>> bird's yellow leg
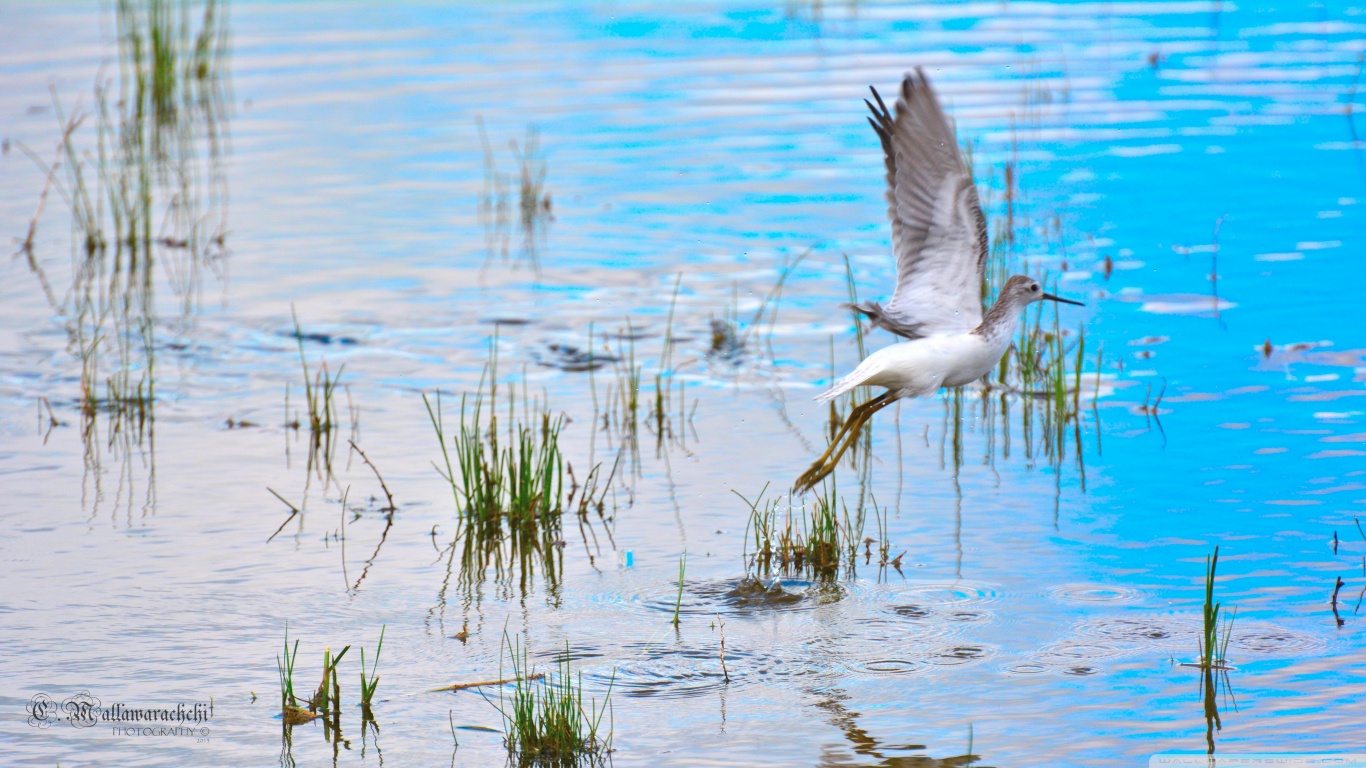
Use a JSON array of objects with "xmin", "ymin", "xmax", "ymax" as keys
[
  {"xmin": 794, "ymin": 392, "xmax": 894, "ymax": 493},
  {"xmin": 801, "ymin": 397, "xmax": 875, "ymax": 483}
]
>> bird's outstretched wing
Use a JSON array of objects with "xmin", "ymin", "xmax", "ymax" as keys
[{"xmin": 853, "ymin": 68, "xmax": 988, "ymax": 339}]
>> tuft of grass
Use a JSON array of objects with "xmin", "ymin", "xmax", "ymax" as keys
[
  {"xmin": 277, "ymin": 624, "xmax": 301, "ymax": 712},
  {"xmin": 426, "ymin": 377, "xmax": 563, "ymax": 546},
  {"xmin": 485, "ymin": 633, "xmax": 614, "ymax": 766},
  {"xmin": 290, "ymin": 307, "xmax": 345, "ymax": 480},
  {"xmin": 425, "ymin": 342, "xmax": 616, "ymax": 601},
  {"xmin": 736, "ymin": 480, "xmax": 882, "ymax": 581},
  {"xmin": 310, "ymin": 644, "xmax": 351, "ymax": 717}
]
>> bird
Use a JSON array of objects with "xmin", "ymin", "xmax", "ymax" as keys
[{"xmin": 793, "ymin": 68, "xmax": 1083, "ymax": 494}]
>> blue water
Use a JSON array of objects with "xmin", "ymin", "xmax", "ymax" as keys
[{"xmin": 1, "ymin": 1, "xmax": 1364, "ymax": 765}]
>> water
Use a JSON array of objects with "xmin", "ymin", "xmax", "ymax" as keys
[{"xmin": 1, "ymin": 1, "xmax": 1364, "ymax": 765}]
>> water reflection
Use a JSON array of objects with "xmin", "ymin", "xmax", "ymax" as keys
[
  {"xmin": 1199, "ymin": 665, "xmax": 1237, "ymax": 756},
  {"xmin": 18, "ymin": 0, "xmax": 230, "ymax": 522},
  {"xmin": 477, "ymin": 118, "xmax": 552, "ymax": 270},
  {"xmin": 814, "ymin": 689, "xmax": 983, "ymax": 767}
]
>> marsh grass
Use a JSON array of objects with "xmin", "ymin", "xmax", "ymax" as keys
[
  {"xmin": 278, "ymin": 626, "xmax": 302, "ymax": 714},
  {"xmin": 737, "ymin": 481, "xmax": 885, "ymax": 581},
  {"xmin": 311, "ymin": 644, "xmax": 352, "ymax": 718},
  {"xmin": 276, "ymin": 624, "xmax": 381, "ymax": 745},
  {"xmin": 425, "ymin": 342, "xmax": 615, "ymax": 601},
  {"xmin": 907, "ymin": 139, "xmax": 1105, "ymax": 480},
  {"xmin": 486, "ymin": 633, "xmax": 614, "ymax": 767},
  {"xmin": 291, "ymin": 308, "xmax": 345, "ymax": 480}
]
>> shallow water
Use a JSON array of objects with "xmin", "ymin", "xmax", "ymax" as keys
[{"xmin": 2, "ymin": 1, "xmax": 1365, "ymax": 765}]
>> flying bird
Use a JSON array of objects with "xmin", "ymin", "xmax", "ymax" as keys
[{"xmin": 794, "ymin": 68, "xmax": 1083, "ymax": 493}]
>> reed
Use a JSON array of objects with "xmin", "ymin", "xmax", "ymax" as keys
[
  {"xmin": 1197, "ymin": 546, "xmax": 1236, "ymax": 669},
  {"xmin": 310, "ymin": 644, "xmax": 351, "ymax": 717},
  {"xmin": 18, "ymin": 0, "xmax": 229, "ymax": 519},
  {"xmin": 477, "ymin": 119, "xmax": 551, "ymax": 265},
  {"xmin": 289, "ymin": 308, "xmax": 345, "ymax": 480},
  {"xmin": 672, "ymin": 553, "xmax": 686, "ymax": 627}
]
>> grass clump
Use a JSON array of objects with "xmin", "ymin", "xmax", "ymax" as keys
[
  {"xmin": 426, "ymin": 342, "xmax": 616, "ymax": 601},
  {"xmin": 736, "ymin": 481, "xmax": 885, "ymax": 581},
  {"xmin": 425, "ymin": 372, "xmax": 564, "ymax": 548},
  {"xmin": 485, "ymin": 633, "xmax": 613, "ymax": 767}
]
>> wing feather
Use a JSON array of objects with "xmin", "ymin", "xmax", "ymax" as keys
[{"xmin": 854, "ymin": 68, "xmax": 988, "ymax": 339}]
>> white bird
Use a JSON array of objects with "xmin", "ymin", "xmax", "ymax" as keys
[{"xmin": 794, "ymin": 68, "xmax": 1083, "ymax": 493}]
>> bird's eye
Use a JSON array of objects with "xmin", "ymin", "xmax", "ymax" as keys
[{"xmin": 1030, "ymin": 284, "xmax": 1039, "ymax": 292}]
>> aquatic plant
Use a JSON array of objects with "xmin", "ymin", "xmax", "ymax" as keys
[
  {"xmin": 16, "ymin": 0, "xmax": 230, "ymax": 519},
  {"xmin": 672, "ymin": 553, "xmax": 686, "ymax": 627},
  {"xmin": 311, "ymin": 644, "xmax": 351, "ymax": 718},
  {"xmin": 426, "ymin": 343, "xmax": 615, "ymax": 604},
  {"xmin": 1197, "ymin": 546, "xmax": 1236, "ymax": 669},
  {"xmin": 277, "ymin": 625, "xmax": 302, "ymax": 714},
  {"xmin": 485, "ymin": 633, "xmax": 614, "ymax": 767},
  {"xmin": 359, "ymin": 625, "xmax": 385, "ymax": 717},
  {"xmin": 290, "ymin": 308, "xmax": 345, "ymax": 480},
  {"xmin": 737, "ymin": 481, "xmax": 883, "ymax": 580}
]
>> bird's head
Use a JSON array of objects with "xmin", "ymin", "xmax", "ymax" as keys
[{"xmin": 1001, "ymin": 274, "xmax": 1084, "ymax": 308}]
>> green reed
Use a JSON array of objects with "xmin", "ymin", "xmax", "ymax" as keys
[
  {"xmin": 359, "ymin": 625, "xmax": 385, "ymax": 716},
  {"xmin": 487, "ymin": 633, "xmax": 614, "ymax": 767},
  {"xmin": 277, "ymin": 625, "xmax": 301, "ymax": 713},
  {"xmin": 672, "ymin": 552, "xmax": 686, "ymax": 627},
  {"xmin": 1197, "ymin": 546, "xmax": 1236, "ymax": 669},
  {"xmin": 290, "ymin": 308, "xmax": 344, "ymax": 480},
  {"xmin": 311, "ymin": 644, "xmax": 351, "ymax": 717}
]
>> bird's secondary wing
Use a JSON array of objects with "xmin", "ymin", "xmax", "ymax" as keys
[{"xmin": 862, "ymin": 68, "xmax": 988, "ymax": 339}]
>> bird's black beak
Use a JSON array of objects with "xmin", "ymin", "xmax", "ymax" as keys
[{"xmin": 1042, "ymin": 292, "xmax": 1084, "ymax": 307}]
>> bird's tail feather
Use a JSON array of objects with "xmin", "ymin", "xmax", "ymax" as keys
[{"xmin": 816, "ymin": 357, "xmax": 883, "ymax": 403}]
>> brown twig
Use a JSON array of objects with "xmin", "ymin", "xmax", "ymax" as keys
[
  {"xmin": 266, "ymin": 487, "xmax": 301, "ymax": 543},
  {"xmin": 427, "ymin": 673, "xmax": 544, "ymax": 693}
]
